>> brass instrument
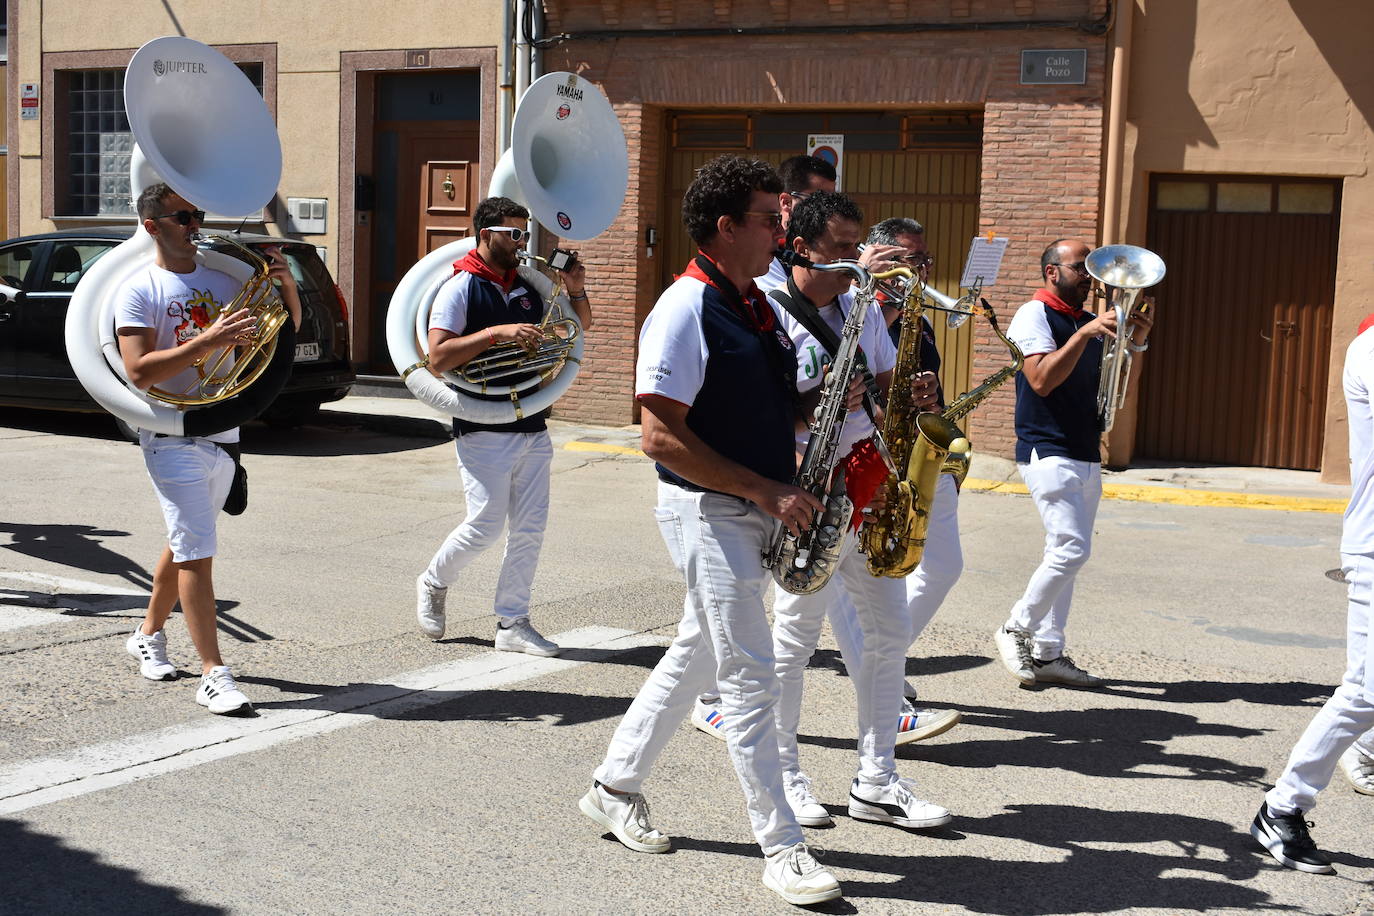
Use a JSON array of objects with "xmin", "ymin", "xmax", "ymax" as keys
[
  {"xmin": 764, "ymin": 257, "xmax": 894, "ymax": 595},
  {"xmin": 146, "ymin": 234, "xmax": 290, "ymax": 408},
  {"xmin": 455, "ymin": 253, "xmax": 583, "ymax": 393},
  {"xmin": 1086, "ymin": 244, "xmax": 1165, "ymax": 433},
  {"xmin": 860, "ymin": 270, "xmax": 1023, "ymax": 578}
]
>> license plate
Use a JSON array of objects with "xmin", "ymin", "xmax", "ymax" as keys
[{"xmin": 294, "ymin": 341, "xmax": 321, "ymax": 362}]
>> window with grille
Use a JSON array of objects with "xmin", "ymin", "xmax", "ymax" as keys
[{"xmin": 58, "ymin": 63, "xmax": 264, "ymax": 217}]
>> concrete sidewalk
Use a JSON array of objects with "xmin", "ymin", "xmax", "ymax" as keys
[{"xmin": 321, "ymin": 392, "xmax": 1351, "ymax": 511}]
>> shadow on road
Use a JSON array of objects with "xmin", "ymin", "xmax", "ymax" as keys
[
  {"xmin": 0, "ymin": 522, "xmax": 153, "ymax": 590},
  {"xmin": 671, "ymin": 802, "xmax": 1324, "ymax": 913},
  {"xmin": 241, "ymin": 414, "xmax": 445, "ymax": 457},
  {"xmin": 0, "ymin": 818, "xmax": 225, "ymax": 915}
]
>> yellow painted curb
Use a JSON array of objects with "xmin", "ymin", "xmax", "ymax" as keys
[
  {"xmin": 963, "ymin": 477, "xmax": 1344, "ymax": 514},
  {"xmin": 564, "ymin": 440, "xmax": 645, "ymax": 458},
  {"xmin": 563, "ymin": 442, "xmax": 1346, "ymax": 514}
]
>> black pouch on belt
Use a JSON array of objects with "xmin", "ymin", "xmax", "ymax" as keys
[{"xmin": 213, "ymin": 441, "xmax": 248, "ymax": 516}]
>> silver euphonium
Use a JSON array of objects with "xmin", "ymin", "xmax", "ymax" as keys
[
  {"xmin": 1085, "ymin": 244, "xmax": 1165, "ymax": 432},
  {"xmin": 763, "ymin": 256, "xmax": 887, "ymax": 595}
]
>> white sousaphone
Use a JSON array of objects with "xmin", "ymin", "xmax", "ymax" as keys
[
  {"xmin": 65, "ymin": 35, "xmax": 287, "ymax": 437},
  {"xmin": 385, "ymin": 71, "xmax": 628, "ymax": 423}
]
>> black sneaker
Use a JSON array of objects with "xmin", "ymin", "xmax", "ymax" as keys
[{"xmin": 1250, "ymin": 803, "xmax": 1334, "ymax": 873}]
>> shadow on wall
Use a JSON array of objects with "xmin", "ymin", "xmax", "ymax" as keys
[
  {"xmin": 1131, "ymin": 0, "xmax": 1217, "ymax": 167},
  {"xmin": 1288, "ymin": 0, "xmax": 1374, "ymax": 129}
]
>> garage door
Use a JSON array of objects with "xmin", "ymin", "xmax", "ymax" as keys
[
  {"xmin": 661, "ymin": 111, "xmax": 982, "ymax": 398},
  {"xmin": 1139, "ymin": 175, "xmax": 1340, "ymax": 470}
]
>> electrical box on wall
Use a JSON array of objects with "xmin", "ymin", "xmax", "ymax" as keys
[{"xmin": 284, "ymin": 197, "xmax": 327, "ymax": 234}]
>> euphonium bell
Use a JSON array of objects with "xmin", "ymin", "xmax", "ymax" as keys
[{"xmin": 1086, "ymin": 244, "xmax": 1165, "ymax": 433}]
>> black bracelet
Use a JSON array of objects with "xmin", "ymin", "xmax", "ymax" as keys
[{"xmin": 569, "ymin": 292, "xmax": 589, "ymax": 301}]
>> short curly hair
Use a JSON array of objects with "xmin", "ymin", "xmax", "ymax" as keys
[
  {"xmin": 681, "ymin": 155, "xmax": 783, "ymax": 245},
  {"xmin": 474, "ymin": 196, "xmax": 530, "ymax": 232},
  {"xmin": 786, "ymin": 190, "xmax": 864, "ymax": 250}
]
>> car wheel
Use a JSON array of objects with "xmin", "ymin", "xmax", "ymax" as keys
[{"xmin": 112, "ymin": 415, "xmax": 140, "ymax": 442}]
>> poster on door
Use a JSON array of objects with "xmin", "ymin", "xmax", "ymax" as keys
[{"xmin": 806, "ymin": 134, "xmax": 844, "ymax": 191}]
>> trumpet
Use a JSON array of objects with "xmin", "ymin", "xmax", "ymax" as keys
[{"xmin": 856, "ymin": 244, "xmax": 980, "ymax": 329}]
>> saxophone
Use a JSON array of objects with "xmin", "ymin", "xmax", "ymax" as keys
[
  {"xmin": 860, "ymin": 278, "xmax": 1024, "ymax": 578},
  {"xmin": 764, "ymin": 256, "xmax": 883, "ymax": 595}
]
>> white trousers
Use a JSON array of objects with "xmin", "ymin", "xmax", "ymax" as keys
[
  {"xmin": 1006, "ymin": 453, "xmax": 1102, "ymax": 661},
  {"xmin": 142, "ymin": 437, "xmax": 235, "ymax": 563},
  {"xmin": 831, "ymin": 473, "xmax": 963, "ymax": 675},
  {"xmin": 1266, "ymin": 552, "xmax": 1374, "ymax": 813},
  {"xmin": 423, "ymin": 430, "xmax": 552, "ymax": 621},
  {"xmin": 773, "ymin": 535, "xmax": 910, "ymax": 788},
  {"xmin": 594, "ymin": 483, "xmax": 802, "ymax": 855}
]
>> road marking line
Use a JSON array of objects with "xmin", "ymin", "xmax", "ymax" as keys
[
  {"xmin": 0, "ymin": 606, "xmax": 83, "ymax": 632},
  {"xmin": 0, "ymin": 626, "xmax": 659, "ymax": 815},
  {"xmin": 0, "ymin": 573, "xmax": 147, "ymax": 633}
]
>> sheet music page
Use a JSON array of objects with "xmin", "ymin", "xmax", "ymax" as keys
[{"xmin": 960, "ymin": 236, "xmax": 1009, "ymax": 288}]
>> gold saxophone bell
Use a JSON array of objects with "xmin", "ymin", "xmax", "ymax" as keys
[{"xmin": 145, "ymin": 235, "xmax": 290, "ymax": 409}]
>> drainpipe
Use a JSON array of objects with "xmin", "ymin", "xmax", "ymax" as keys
[
  {"xmin": 1100, "ymin": 0, "xmax": 1133, "ymax": 245},
  {"xmin": 499, "ymin": 0, "xmax": 516, "ymax": 155},
  {"xmin": 524, "ymin": 0, "xmax": 543, "ymax": 255}
]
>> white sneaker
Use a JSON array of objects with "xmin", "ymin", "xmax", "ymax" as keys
[
  {"xmin": 895, "ymin": 699, "xmax": 962, "ymax": 745},
  {"xmin": 1339, "ymin": 745, "xmax": 1374, "ymax": 796},
  {"xmin": 689, "ymin": 698, "xmax": 728, "ymax": 741},
  {"xmin": 415, "ymin": 575, "xmax": 447, "ymax": 639},
  {"xmin": 195, "ymin": 666, "xmax": 252, "ymax": 715},
  {"xmin": 1032, "ymin": 654, "xmax": 1104, "ymax": 688},
  {"xmin": 126, "ymin": 628, "xmax": 176, "ymax": 681},
  {"xmin": 993, "ymin": 624, "xmax": 1035, "ymax": 685},
  {"xmin": 783, "ymin": 772, "xmax": 833, "ymax": 827},
  {"xmin": 579, "ymin": 783, "xmax": 671, "ymax": 853},
  {"xmin": 762, "ymin": 843, "xmax": 842, "ymax": 906},
  {"xmin": 848, "ymin": 777, "xmax": 951, "ymax": 829},
  {"xmin": 495, "ymin": 617, "xmax": 560, "ymax": 657}
]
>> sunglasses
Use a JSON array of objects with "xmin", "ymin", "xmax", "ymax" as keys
[
  {"xmin": 486, "ymin": 226, "xmax": 528, "ymax": 243},
  {"xmin": 152, "ymin": 209, "xmax": 206, "ymax": 226},
  {"xmin": 743, "ymin": 211, "xmax": 784, "ymax": 229}
]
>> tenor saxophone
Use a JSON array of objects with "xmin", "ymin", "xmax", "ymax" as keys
[
  {"xmin": 860, "ymin": 284, "xmax": 1023, "ymax": 578},
  {"xmin": 763, "ymin": 257, "xmax": 880, "ymax": 595}
]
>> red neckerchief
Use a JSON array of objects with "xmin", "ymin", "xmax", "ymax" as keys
[
  {"xmin": 681, "ymin": 251, "xmax": 777, "ymax": 332},
  {"xmin": 1034, "ymin": 287, "xmax": 1087, "ymax": 319},
  {"xmin": 453, "ymin": 249, "xmax": 517, "ymax": 293}
]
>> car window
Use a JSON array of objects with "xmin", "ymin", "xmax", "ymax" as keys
[
  {"xmin": 278, "ymin": 247, "xmax": 331, "ymax": 296},
  {"xmin": 0, "ymin": 243, "xmax": 37, "ymax": 289},
  {"xmin": 42, "ymin": 241, "xmax": 118, "ymax": 292}
]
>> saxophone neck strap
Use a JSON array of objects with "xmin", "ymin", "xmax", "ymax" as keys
[{"xmin": 769, "ymin": 284, "xmax": 886, "ymax": 418}]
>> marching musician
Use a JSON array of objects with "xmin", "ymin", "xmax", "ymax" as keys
[
  {"xmin": 582, "ymin": 155, "xmax": 842, "ymax": 906},
  {"xmin": 993, "ymin": 238, "xmax": 1152, "ymax": 688},
  {"xmin": 1251, "ymin": 320, "xmax": 1374, "ymax": 872},
  {"xmin": 823, "ymin": 216, "xmax": 964, "ymax": 743},
  {"xmin": 413, "ymin": 196, "xmax": 592, "ymax": 656},
  {"xmin": 117, "ymin": 183, "xmax": 302, "ymax": 715},
  {"xmin": 762, "ymin": 191, "xmax": 951, "ymax": 831}
]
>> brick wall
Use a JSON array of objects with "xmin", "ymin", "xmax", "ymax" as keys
[{"xmin": 542, "ymin": 0, "xmax": 1107, "ymax": 452}]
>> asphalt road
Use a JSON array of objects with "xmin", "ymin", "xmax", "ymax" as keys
[{"xmin": 1, "ymin": 405, "xmax": 1371, "ymax": 916}]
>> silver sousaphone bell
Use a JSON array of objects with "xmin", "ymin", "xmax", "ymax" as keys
[{"xmin": 1086, "ymin": 244, "xmax": 1166, "ymax": 433}]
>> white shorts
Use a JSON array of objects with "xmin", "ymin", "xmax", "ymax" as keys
[{"xmin": 141, "ymin": 436, "xmax": 235, "ymax": 563}]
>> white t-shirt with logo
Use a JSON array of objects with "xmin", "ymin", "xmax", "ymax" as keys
[
  {"xmin": 114, "ymin": 262, "xmax": 244, "ymax": 443},
  {"xmin": 757, "ymin": 270, "xmax": 896, "ymax": 455}
]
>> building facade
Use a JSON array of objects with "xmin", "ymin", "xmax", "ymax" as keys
[{"xmin": 6, "ymin": 1, "xmax": 1370, "ymax": 481}]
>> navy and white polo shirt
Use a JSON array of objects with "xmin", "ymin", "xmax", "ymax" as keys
[
  {"xmin": 430, "ymin": 268, "xmax": 548, "ymax": 436},
  {"xmin": 636, "ymin": 274, "xmax": 799, "ymax": 493},
  {"xmin": 1007, "ymin": 299, "xmax": 1104, "ymax": 463}
]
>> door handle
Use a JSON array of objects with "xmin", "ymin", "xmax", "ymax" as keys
[
  {"xmin": 442, "ymin": 173, "xmax": 455, "ymax": 200},
  {"xmin": 1275, "ymin": 320, "xmax": 1298, "ymax": 338}
]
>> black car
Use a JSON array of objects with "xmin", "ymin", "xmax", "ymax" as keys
[{"xmin": 0, "ymin": 227, "xmax": 355, "ymax": 431}]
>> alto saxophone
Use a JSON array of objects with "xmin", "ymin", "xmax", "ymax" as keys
[
  {"xmin": 764, "ymin": 257, "xmax": 886, "ymax": 595},
  {"xmin": 860, "ymin": 277, "xmax": 1023, "ymax": 578}
]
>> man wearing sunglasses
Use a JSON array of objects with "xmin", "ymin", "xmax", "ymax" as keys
[
  {"xmin": 116, "ymin": 183, "xmax": 302, "ymax": 715},
  {"xmin": 415, "ymin": 196, "xmax": 592, "ymax": 658},
  {"xmin": 993, "ymin": 238, "xmax": 1152, "ymax": 689}
]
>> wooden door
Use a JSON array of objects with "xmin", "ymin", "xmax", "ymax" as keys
[
  {"xmin": 419, "ymin": 159, "xmax": 479, "ymax": 259},
  {"xmin": 1139, "ymin": 176, "xmax": 1340, "ymax": 470},
  {"xmin": 367, "ymin": 122, "xmax": 478, "ymax": 368}
]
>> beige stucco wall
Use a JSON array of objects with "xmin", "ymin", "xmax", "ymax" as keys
[
  {"xmin": 1116, "ymin": 0, "xmax": 1373, "ymax": 482},
  {"xmin": 10, "ymin": 0, "xmax": 502, "ymax": 274}
]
